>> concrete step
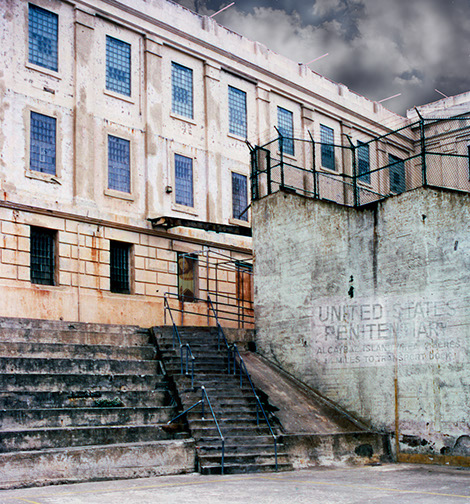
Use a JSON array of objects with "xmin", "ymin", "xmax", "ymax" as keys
[
  {"xmin": 198, "ymin": 451, "xmax": 290, "ymax": 466},
  {"xmin": 189, "ymin": 425, "xmax": 273, "ymax": 439},
  {"xmin": 0, "ymin": 406, "xmax": 176, "ymax": 429},
  {"xmin": 0, "ymin": 373, "xmax": 161, "ymax": 392},
  {"xmin": 0, "ymin": 439, "xmax": 196, "ymax": 489},
  {"xmin": 0, "ymin": 341, "xmax": 156, "ymax": 361},
  {"xmin": 0, "ymin": 357, "xmax": 157, "ymax": 375},
  {"xmin": 199, "ymin": 461, "xmax": 292, "ymax": 475},
  {"xmin": 0, "ymin": 389, "xmax": 173, "ymax": 409},
  {"xmin": 0, "ymin": 424, "xmax": 179, "ymax": 452}
]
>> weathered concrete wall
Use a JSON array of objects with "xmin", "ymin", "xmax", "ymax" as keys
[{"xmin": 252, "ymin": 188, "xmax": 470, "ymax": 462}]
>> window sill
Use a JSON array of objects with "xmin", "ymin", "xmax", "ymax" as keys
[
  {"xmin": 171, "ymin": 204, "xmax": 198, "ymax": 216},
  {"xmin": 227, "ymin": 132, "xmax": 247, "ymax": 143},
  {"xmin": 318, "ymin": 166, "xmax": 339, "ymax": 175},
  {"xmin": 104, "ymin": 188, "xmax": 135, "ymax": 201},
  {"xmin": 276, "ymin": 151, "xmax": 297, "ymax": 161},
  {"xmin": 25, "ymin": 170, "xmax": 61, "ymax": 184},
  {"xmin": 25, "ymin": 62, "xmax": 61, "ymax": 80},
  {"xmin": 103, "ymin": 89, "xmax": 135, "ymax": 104},
  {"xmin": 228, "ymin": 217, "xmax": 250, "ymax": 227},
  {"xmin": 170, "ymin": 113, "xmax": 197, "ymax": 126}
]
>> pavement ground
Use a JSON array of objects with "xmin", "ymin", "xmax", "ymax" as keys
[{"xmin": 1, "ymin": 464, "xmax": 470, "ymax": 504}]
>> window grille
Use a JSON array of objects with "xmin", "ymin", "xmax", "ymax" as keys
[
  {"xmin": 29, "ymin": 4, "xmax": 58, "ymax": 71},
  {"xmin": 320, "ymin": 124, "xmax": 335, "ymax": 170},
  {"xmin": 110, "ymin": 241, "xmax": 131, "ymax": 294},
  {"xmin": 232, "ymin": 172, "xmax": 248, "ymax": 221},
  {"xmin": 108, "ymin": 135, "xmax": 130, "ymax": 193},
  {"xmin": 175, "ymin": 154, "xmax": 193, "ymax": 207},
  {"xmin": 228, "ymin": 86, "xmax": 247, "ymax": 138},
  {"xmin": 388, "ymin": 154, "xmax": 406, "ymax": 194},
  {"xmin": 30, "ymin": 112, "xmax": 56, "ymax": 175},
  {"xmin": 30, "ymin": 227, "xmax": 55, "ymax": 285},
  {"xmin": 357, "ymin": 141, "xmax": 370, "ymax": 183},
  {"xmin": 277, "ymin": 107, "xmax": 294, "ymax": 156},
  {"xmin": 172, "ymin": 63, "xmax": 193, "ymax": 118},
  {"xmin": 106, "ymin": 36, "xmax": 131, "ymax": 96},
  {"xmin": 177, "ymin": 253, "xmax": 197, "ymax": 301}
]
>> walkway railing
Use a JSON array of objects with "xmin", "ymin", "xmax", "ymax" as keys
[{"xmin": 168, "ymin": 386, "xmax": 225, "ymax": 474}]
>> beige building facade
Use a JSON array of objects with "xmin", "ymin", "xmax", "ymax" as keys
[{"xmin": 0, "ymin": 0, "xmax": 418, "ymax": 326}]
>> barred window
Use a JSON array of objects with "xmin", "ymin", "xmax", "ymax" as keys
[
  {"xmin": 388, "ymin": 154, "xmax": 406, "ymax": 194},
  {"xmin": 277, "ymin": 107, "xmax": 294, "ymax": 156},
  {"xmin": 320, "ymin": 124, "xmax": 335, "ymax": 170},
  {"xmin": 172, "ymin": 63, "xmax": 193, "ymax": 118},
  {"xmin": 357, "ymin": 141, "xmax": 370, "ymax": 183},
  {"xmin": 232, "ymin": 172, "xmax": 248, "ymax": 221},
  {"xmin": 108, "ymin": 135, "xmax": 130, "ymax": 193},
  {"xmin": 177, "ymin": 253, "xmax": 197, "ymax": 301},
  {"xmin": 228, "ymin": 86, "xmax": 247, "ymax": 138},
  {"xmin": 30, "ymin": 227, "xmax": 56, "ymax": 285},
  {"xmin": 106, "ymin": 36, "xmax": 131, "ymax": 96},
  {"xmin": 110, "ymin": 241, "xmax": 131, "ymax": 294},
  {"xmin": 30, "ymin": 112, "xmax": 56, "ymax": 175},
  {"xmin": 29, "ymin": 4, "xmax": 58, "ymax": 71},
  {"xmin": 175, "ymin": 154, "xmax": 193, "ymax": 207}
]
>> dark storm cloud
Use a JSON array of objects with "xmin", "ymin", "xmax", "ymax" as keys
[{"xmin": 173, "ymin": 0, "xmax": 470, "ymax": 115}]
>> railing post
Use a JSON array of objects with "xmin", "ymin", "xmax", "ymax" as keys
[
  {"xmin": 267, "ymin": 149, "xmax": 272, "ymax": 195},
  {"xmin": 420, "ymin": 118, "xmax": 427, "ymax": 186},
  {"xmin": 275, "ymin": 127, "xmax": 285, "ymax": 190},
  {"xmin": 180, "ymin": 345, "xmax": 184, "ymax": 375},
  {"xmin": 308, "ymin": 130, "xmax": 317, "ymax": 198},
  {"xmin": 352, "ymin": 145, "xmax": 358, "ymax": 207},
  {"xmin": 201, "ymin": 387, "xmax": 205, "ymax": 419}
]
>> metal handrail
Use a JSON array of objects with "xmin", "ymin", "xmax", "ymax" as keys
[
  {"xmin": 207, "ymin": 295, "xmax": 231, "ymax": 353},
  {"xmin": 167, "ymin": 386, "xmax": 225, "ymax": 474},
  {"xmin": 164, "ymin": 295, "xmax": 182, "ymax": 349},
  {"xmin": 230, "ymin": 343, "xmax": 278, "ymax": 471},
  {"xmin": 180, "ymin": 343, "xmax": 195, "ymax": 389}
]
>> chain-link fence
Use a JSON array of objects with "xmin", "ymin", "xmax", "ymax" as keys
[{"xmin": 250, "ymin": 116, "xmax": 470, "ymax": 207}]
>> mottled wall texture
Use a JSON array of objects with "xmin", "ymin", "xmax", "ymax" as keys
[{"xmin": 253, "ymin": 187, "xmax": 470, "ymax": 464}]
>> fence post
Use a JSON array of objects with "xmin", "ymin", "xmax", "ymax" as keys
[
  {"xmin": 420, "ymin": 119, "xmax": 427, "ymax": 186},
  {"xmin": 308, "ymin": 130, "xmax": 317, "ymax": 198},
  {"xmin": 275, "ymin": 127, "xmax": 285, "ymax": 190},
  {"xmin": 346, "ymin": 135, "xmax": 358, "ymax": 207},
  {"xmin": 266, "ymin": 149, "xmax": 272, "ymax": 195}
]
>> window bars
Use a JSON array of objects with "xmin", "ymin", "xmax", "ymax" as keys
[
  {"xmin": 30, "ymin": 227, "xmax": 55, "ymax": 285},
  {"xmin": 108, "ymin": 135, "xmax": 130, "ymax": 193},
  {"xmin": 228, "ymin": 86, "xmax": 247, "ymax": 138},
  {"xmin": 232, "ymin": 172, "xmax": 248, "ymax": 221},
  {"xmin": 175, "ymin": 154, "xmax": 194, "ymax": 206},
  {"xmin": 29, "ymin": 4, "xmax": 58, "ymax": 71},
  {"xmin": 172, "ymin": 63, "xmax": 193, "ymax": 118},
  {"xmin": 30, "ymin": 112, "xmax": 56, "ymax": 175},
  {"xmin": 106, "ymin": 36, "xmax": 131, "ymax": 96},
  {"xmin": 110, "ymin": 241, "xmax": 131, "ymax": 294}
]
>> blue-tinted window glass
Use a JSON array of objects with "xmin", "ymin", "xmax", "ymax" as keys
[
  {"xmin": 229, "ymin": 86, "xmax": 247, "ymax": 138},
  {"xmin": 357, "ymin": 141, "xmax": 370, "ymax": 183},
  {"xmin": 29, "ymin": 4, "xmax": 58, "ymax": 71},
  {"xmin": 172, "ymin": 63, "xmax": 193, "ymax": 118},
  {"xmin": 175, "ymin": 154, "xmax": 193, "ymax": 207},
  {"xmin": 277, "ymin": 107, "xmax": 294, "ymax": 156},
  {"xmin": 30, "ymin": 112, "xmax": 56, "ymax": 175},
  {"xmin": 108, "ymin": 136, "xmax": 130, "ymax": 193},
  {"xmin": 232, "ymin": 173, "xmax": 248, "ymax": 221},
  {"xmin": 320, "ymin": 124, "xmax": 335, "ymax": 170},
  {"xmin": 106, "ymin": 36, "xmax": 131, "ymax": 96},
  {"xmin": 388, "ymin": 154, "xmax": 406, "ymax": 194}
]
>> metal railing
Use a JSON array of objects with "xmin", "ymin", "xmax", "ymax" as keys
[
  {"xmin": 229, "ymin": 344, "xmax": 278, "ymax": 471},
  {"xmin": 168, "ymin": 386, "xmax": 225, "ymax": 474}
]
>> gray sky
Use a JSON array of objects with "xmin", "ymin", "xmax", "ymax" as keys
[{"xmin": 174, "ymin": 0, "xmax": 470, "ymax": 115}]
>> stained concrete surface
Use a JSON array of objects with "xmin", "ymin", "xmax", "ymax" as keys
[{"xmin": 1, "ymin": 465, "xmax": 470, "ymax": 503}]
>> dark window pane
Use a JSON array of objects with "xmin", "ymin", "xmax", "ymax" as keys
[
  {"xmin": 357, "ymin": 141, "xmax": 370, "ymax": 183},
  {"xmin": 108, "ymin": 135, "xmax": 130, "ymax": 193},
  {"xmin": 389, "ymin": 154, "xmax": 406, "ymax": 193},
  {"xmin": 229, "ymin": 86, "xmax": 247, "ymax": 138},
  {"xmin": 29, "ymin": 4, "xmax": 58, "ymax": 71},
  {"xmin": 320, "ymin": 125, "xmax": 335, "ymax": 170},
  {"xmin": 110, "ymin": 241, "xmax": 130, "ymax": 293},
  {"xmin": 232, "ymin": 172, "xmax": 248, "ymax": 221},
  {"xmin": 106, "ymin": 36, "xmax": 131, "ymax": 96},
  {"xmin": 277, "ymin": 107, "xmax": 294, "ymax": 156},
  {"xmin": 30, "ymin": 112, "xmax": 56, "ymax": 175},
  {"xmin": 30, "ymin": 226, "xmax": 55, "ymax": 285},
  {"xmin": 172, "ymin": 63, "xmax": 193, "ymax": 118},
  {"xmin": 175, "ymin": 154, "xmax": 193, "ymax": 207}
]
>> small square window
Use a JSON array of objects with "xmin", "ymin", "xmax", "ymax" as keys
[
  {"xmin": 108, "ymin": 135, "xmax": 130, "ymax": 193},
  {"xmin": 175, "ymin": 154, "xmax": 193, "ymax": 207},
  {"xmin": 320, "ymin": 124, "xmax": 335, "ymax": 170},
  {"xmin": 229, "ymin": 86, "xmax": 247, "ymax": 138},
  {"xmin": 106, "ymin": 36, "xmax": 131, "ymax": 96},
  {"xmin": 30, "ymin": 226, "xmax": 56, "ymax": 285},
  {"xmin": 357, "ymin": 141, "xmax": 370, "ymax": 183},
  {"xmin": 30, "ymin": 112, "xmax": 56, "ymax": 175},
  {"xmin": 232, "ymin": 172, "xmax": 248, "ymax": 221},
  {"xmin": 172, "ymin": 63, "xmax": 193, "ymax": 118},
  {"xmin": 277, "ymin": 107, "xmax": 294, "ymax": 156},
  {"xmin": 110, "ymin": 241, "xmax": 131, "ymax": 294},
  {"xmin": 28, "ymin": 4, "xmax": 58, "ymax": 71},
  {"xmin": 177, "ymin": 252, "xmax": 198, "ymax": 301}
]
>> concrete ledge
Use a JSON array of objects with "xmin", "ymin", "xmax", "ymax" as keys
[
  {"xmin": 283, "ymin": 432, "xmax": 391, "ymax": 469},
  {"xmin": 0, "ymin": 439, "xmax": 196, "ymax": 490}
]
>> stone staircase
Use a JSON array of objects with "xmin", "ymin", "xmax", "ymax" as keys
[
  {"xmin": 154, "ymin": 326, "xmax": 293, "ymax": 475},
  {"xmin": 0, "ymin": 317, "xmax": 195, "ymax": 489}
]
